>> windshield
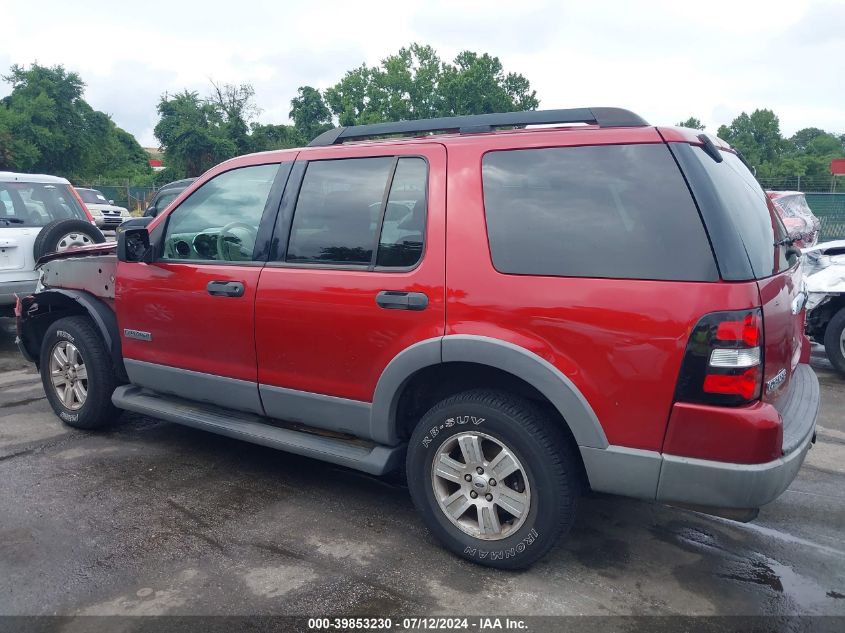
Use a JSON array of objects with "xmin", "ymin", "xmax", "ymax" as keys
[
  {"xmin": 0, "ymin": 182, "xmax": 90, "ymax": 227},
  {"xmin": 77, "ymin": 188, "xmax": 109, "ymax": 204}
]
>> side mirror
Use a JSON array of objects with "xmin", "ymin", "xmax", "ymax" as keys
[
  {"xmin": 109, "ymin": 199, "xmax": 115, "ymax": 205},
  {"xmin": 119, "ymin": 216, "xmax": 154, "ymax": 232},
  {"xmin": 117, "ymin": 227, "xmax": 153, "ymax": 263}
]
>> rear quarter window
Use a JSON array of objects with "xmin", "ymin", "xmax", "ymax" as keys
[
  {"xmin": 481, "ymin": 144, "xmax": 718, "ymax": 281},
  {"xmin": 691, "ymin": 149, "xmax": 790, "ymax": 278}
]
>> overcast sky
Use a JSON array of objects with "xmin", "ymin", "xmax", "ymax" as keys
[{"xmin": 1, "ymin": 0, "xmax": 842, "ymax": 147}]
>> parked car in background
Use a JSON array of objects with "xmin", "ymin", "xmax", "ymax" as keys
[
  {"xmin": 1, "ymin": 172, "xmax": 104, "ymax": 314},
  {"xmin": 16, "ymin": 110, "xmax": 818, "ymax": 569},
  {"xmin": 144, "ymin": 178, "xmax": 196, "ymax": 218},
  {"xmin": 767, "ymin": 191, "xmax": 821, "ymax": 248},
  {"xmin": 75, "ymin": 188, "xmax": 130, "ymax": 230}
]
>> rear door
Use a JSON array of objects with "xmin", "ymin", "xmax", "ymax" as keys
[
  {"xmin": 254, "ymin": 142, "xmax": 446, "ymax": 439},
  {"xmin": 116, "ymin": 160, "xmax": 290, "ymax": 413}
]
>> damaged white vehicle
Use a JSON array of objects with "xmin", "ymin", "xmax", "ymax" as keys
[{"xmin": 804, "ymin": 240, "xmax": 845, "ymax": 374}]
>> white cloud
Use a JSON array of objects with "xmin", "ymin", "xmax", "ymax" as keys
[{"xmin": 0, "ymin": 0, "xmax": 842, "ymax": 145}]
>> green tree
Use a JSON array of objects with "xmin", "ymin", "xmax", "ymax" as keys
[
  {"xmin": 0, "ymin": 63, "xmax": 149, "ymax": 179},
  {"xmin": 210, "ymin": 82, "xmax": 259, "ymax": 155},
  {"xmin": 717, "ymin": 109, "xmax": 786, "ymax": 170},
  {"xmin": 154, "ymin": 90, "xmax": 236, "ymax": 178},
  {"xmin": 676, "ymin": 117, "xmax": 705, "ymax": 130},
  {"xmin": 323, "ymin": 43, "xmax": 538, "ymax": 126},
  {"xmin": 439, "ymin": 50, "xmax": 539, "ymax": 116},
  {"xmin": 1, "ymin": 64, "xmax": 88, "ymax": 175},
  {"xmin": 289, "ymin": 86, "xmax": 332, "ymax": 141},
  {"xmin": 789, "ymin": 127, "xmax": 827, "ymax": 153},
  {"xmin": 248, "ymin": 122, "xmax": 302, "ymax": 152},
  {"xmin": 0, "ymin": 103, "xmax": 40, "ymax": 170}
]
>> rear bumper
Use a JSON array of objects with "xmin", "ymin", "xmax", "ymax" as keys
[
  {"xmin": 0, "ymin": 279, "xmax": 38, "ymax": 306},
  {"xmin": 582, "ymin": 364, "xmax": 819, "ymax": 509},
  {"xmin": 658, "ymin": 363, "xmax": 819, "ymax": 508}
]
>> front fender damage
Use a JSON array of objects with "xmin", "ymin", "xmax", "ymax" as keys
[{"xmin": 16, "ymin": 250, "xmax": 124, "ymax": 378}]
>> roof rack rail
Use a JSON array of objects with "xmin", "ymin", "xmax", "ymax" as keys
[{"xmin": 308, "ymin": 107, "xmax": 648, "ymax": 147}]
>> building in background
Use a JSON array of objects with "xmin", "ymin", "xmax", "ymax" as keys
[{"xmin": 144, "ymin": 147, "xmax": 165, "ymax": 172}]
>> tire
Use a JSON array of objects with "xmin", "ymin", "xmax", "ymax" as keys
[
  {"xmin": 406, "ymin": 389, "xmax": 581, "ymax": 569},
  {"xmin": 33, "ymin": 219, "xmax": 105, "ymax": 260},
  {"xmin": 39, "ymin": 316, "xmax": 121, "ymax": 430},
  {"xmin": 824, "ymin": 307, "xmax": 845, "ymax": 375}
]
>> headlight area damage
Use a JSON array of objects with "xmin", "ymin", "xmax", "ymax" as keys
[
  {"xmin": 15, "ymin": 242, "xmax": 126, "ymax": 380},
  {"xmin": 804, "ymin": 240, "xmax": 845, "ymax": 310}
]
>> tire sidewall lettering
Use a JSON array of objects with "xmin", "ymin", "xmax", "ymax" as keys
[
  {"xmin": 463, "ymin": 528, "xmax": 539, "ymax": 561},
  {"xmin": 421, "ymin": 415, "xmax": 485, "ymax": 448},
  {"xmin": 56, "ymin": 330, "xmax": 74, "ymax": 343},
  {"xmin": 59, "ymin": 411, "xmax": 80, "ymax": 422}
]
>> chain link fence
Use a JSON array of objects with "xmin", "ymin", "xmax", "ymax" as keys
[
  {"xmin": 757, "ymin": 176, "xmax": 844, "ymax": 193},
  {"xmin": 804, "ymin": 193, "xmax": 845, "ymax": 241}
]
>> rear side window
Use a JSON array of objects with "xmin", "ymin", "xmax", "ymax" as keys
[
  {"xmin": 691, "ymin": 149, "xmax": 790, "ymax": 278},
  {"xmin": 286, "ymin": 156, "xmax": 427, "ymax": 268},
  {"xmin": 0, "ymin": 182, "xmax": 89, "ymax": 227},
  {"xmin": 482, "ymin": 144, "xmax": 718, "ymax": 281}
]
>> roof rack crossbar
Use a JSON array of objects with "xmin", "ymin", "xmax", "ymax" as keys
[{"xmin": 308, "ymin": 107, "xmax": 648, "ymax": 147}]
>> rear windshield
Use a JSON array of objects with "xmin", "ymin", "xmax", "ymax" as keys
[
  {"xmin": 691, "ymin": 148, "xmax": 790, "ymax": 278},
  {"xmin": 77, "ymin": 189, "xmax": 109, "ymax": 204},
  {"xmin": 481, "ymin": 144, "xmax": 718, "ymax": 281},
  {"xmin": 0, "ymin": 182, "xmax": 89, "ymax": 227}
]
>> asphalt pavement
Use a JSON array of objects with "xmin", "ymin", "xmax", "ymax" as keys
[{"xmin": 1, "ymin": 316, "xmax": 844, "ymax": 622}]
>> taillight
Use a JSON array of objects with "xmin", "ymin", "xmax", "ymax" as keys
[{"xmin": 675, "ymin": 309, "xmax": 763, "ymax": 406}]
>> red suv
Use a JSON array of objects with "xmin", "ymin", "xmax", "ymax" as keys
[{"xmin": 16, "ymin": 108, "xmax": 819, "ymax": 569}]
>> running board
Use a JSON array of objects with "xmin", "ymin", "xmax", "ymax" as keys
[{"xmin": 112, "ymin": 385, "xmax": 404, "ymax": 475}]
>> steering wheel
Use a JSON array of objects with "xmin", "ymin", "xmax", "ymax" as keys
[{"xmin": 217, "ymin": 221, "xmax": 258, "ymax": 261}]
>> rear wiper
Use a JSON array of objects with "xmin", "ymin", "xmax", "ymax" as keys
[
  {"xmin": 0, "ymin": 217, "xmax": 25, "ymax": 225},
  {"xmin": 697, "ymin": 134, "xmax": 724, "ymax": 163}
]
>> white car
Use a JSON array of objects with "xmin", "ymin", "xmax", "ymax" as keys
[
  {"xmin": 75, "ymin": 187, "xmax": 131, "ymax": 229},
  {"xmin": 1, "ymin": 172, "xmax": 105, "ymax": 313}
]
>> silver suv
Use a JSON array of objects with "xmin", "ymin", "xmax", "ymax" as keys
[{"xmin": 0, "ymin": 172, "xmax": 104, "ymax": 312}]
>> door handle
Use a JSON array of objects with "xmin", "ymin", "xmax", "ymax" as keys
[
  {"xmin": 207, "ymin": 281, "xmax": 245, "ymax": 297},
  {"xmin": 376, "ymin": 290, "xmax": 428, "ymax": 311}
]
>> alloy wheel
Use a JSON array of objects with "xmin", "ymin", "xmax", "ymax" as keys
[
  {"xmin": 49, "ymin": 341, "xmax": 88, "ymax": 410},
  {"xmin": 431, "ymin": 431, "xmax": 531, "ymax": 540}
]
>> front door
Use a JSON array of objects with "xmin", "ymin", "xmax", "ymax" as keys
[
  {"xmin": 116, "ymin": 161, "xmax": 287, "ymax": 413},
  {"xmin": 254, "ymin": 143, "xmax": 447, "ymax": 439}
]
